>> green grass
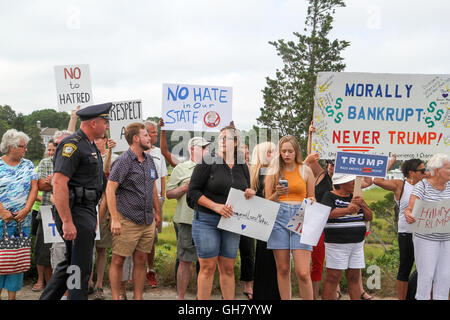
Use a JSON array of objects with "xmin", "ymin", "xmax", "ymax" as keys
[{"xmin": 363, "ymin": 186, "xmax": 391, "ymax": 204}]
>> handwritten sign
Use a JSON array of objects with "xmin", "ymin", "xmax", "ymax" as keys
[
  {"xmin": 407, "ymin": 198, "xmax": 450, "ymax": 234},
  {"xmin": 217, "ymin": 188, "xmax": 280, "ymax": 242},
  {"xmin": 40, "ymin": 205, "xmax": 100, "ymax": 243},
  {"xmin": 334, "ymin": 151, "xmax": 388, "ymax": 178},
  {"xmin": 162, "ymin": 83, "xmax": 232, "ymax": 132},
  {"xmin": 312, "ymin": 72, "xmax": 450, "ymax": 160},
  {"xmin": 54, "ymin": 64, "xmax": 93, "ymax": 112},
  {"xmin": 108, "ymin": 100, "xmax": 143, "ymax": 152}
]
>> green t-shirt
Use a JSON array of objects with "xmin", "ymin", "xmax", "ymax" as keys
[{"xmin": 167, "ymin": 160, "xmax": 196, "ymax": 225}]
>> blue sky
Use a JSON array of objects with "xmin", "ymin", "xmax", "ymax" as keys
[{"xmin": 0, "ymin": 0, "xmax": 448, "ymax": 130}]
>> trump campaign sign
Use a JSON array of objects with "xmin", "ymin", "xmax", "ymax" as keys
[
  {"xmin": 334, "ymin": 151, "xmax": 388, "ymax": 178},
  {"xmin": 311, "ymin": 72, "xmax": 449, "ymax": 160}
]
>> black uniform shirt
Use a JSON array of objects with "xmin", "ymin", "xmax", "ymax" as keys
[{"xmin": 53, "ymin": 129, "xmax": 105, "ymax": 193}]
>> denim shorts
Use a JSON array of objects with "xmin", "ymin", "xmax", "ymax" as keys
[
  {"xmin": 267, "ymin": 203, "xmax": 313, "ymax": 251},
  {"xmin": 192, "ymin": 211, "xmax": 241, "ymax": 259}
]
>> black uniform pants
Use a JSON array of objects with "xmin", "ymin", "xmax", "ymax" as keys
[{"xmin": 40, "ymin": 204, "xmax": 97, "ymax": 300}]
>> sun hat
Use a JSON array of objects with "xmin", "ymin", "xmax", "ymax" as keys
[{"xmin": 332, "ymin": 173, "xmax": 356, "ymax": 185}]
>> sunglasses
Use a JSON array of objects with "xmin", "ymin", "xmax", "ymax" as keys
[{"xmin": 413, "ymin": 168, "xmax": 426, "ymax": 174}]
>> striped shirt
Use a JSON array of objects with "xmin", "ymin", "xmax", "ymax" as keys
[
  {"xmin": 412, "ymin": 179, "xmax": 450, "ymax": 242},
  {"xmin": 322, "ymin": 191, "xmax": 367, "ymax": 244}
]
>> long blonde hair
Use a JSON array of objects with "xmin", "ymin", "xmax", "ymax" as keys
[
  {"xmin": 266, "ymin": 135, "xmax": 303, "ymax": 192},
  {"xmin": 249, "ymin": 142, "xmax": 277, "ymax": 194}
]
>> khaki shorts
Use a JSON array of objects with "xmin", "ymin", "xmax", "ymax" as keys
[
  {"xmin": 112, "ymin": 214, "xmax": 156, "ymax": 257},
  {"xmin": 96, "ymin": 212, "xmax": 112, "ymax": 249}
]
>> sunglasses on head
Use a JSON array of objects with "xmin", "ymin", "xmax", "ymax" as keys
[{"xmin": 413, "ymin": 168, "xmax": 426, "ymax": 174}]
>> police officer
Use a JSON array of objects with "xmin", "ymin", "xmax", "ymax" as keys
[{"xmin": 40, "ymin": 103, "xmax": 112, "ymax": 300}]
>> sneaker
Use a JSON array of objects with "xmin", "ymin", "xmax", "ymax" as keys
[
  {"xmin": 93, "ymin": 288, "xmax": 105, "ymax": 300},
  {"xmin": 146, "ymin": 270, "xmax": 158, "ymax": 288}
]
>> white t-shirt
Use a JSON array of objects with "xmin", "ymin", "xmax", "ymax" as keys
[
  {"xmin": 398, "ymin": 181, "xmax": 414, "ymax": 233},
  {"xmin": 149, "ymin": 146, "xmax": 168, "ymax": 196}
]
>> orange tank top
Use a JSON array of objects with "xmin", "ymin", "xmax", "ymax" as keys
[{"xmin": 279, "ymin": 164, "xmax": 307, "ymax": 202}]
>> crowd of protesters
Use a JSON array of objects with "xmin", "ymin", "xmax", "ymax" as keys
[{"xmin": 0, "ymin": 108, "xmax": 448, "ymax": 301}]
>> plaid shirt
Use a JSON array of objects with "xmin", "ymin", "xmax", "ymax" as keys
[{"xmin": 38, "ymin": 157, "xmax": 53, "ymax": 205}]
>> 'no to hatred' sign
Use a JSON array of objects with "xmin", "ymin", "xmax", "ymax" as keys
[
  {"xmin": 312, "ymin": 72, "xmax": 450, "ymax": 160},
  {"xmin": 54, "ymin": 64, "xmax": 93, "ymax": 112},
  {"xmin": 108, "ymin": 100, "xmax": 143, "ymax": 152},
  {"xmin": 162, "ymin": 83, "xmax": 232, "ymax": 132}
]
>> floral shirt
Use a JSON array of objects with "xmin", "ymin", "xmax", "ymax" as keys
[{"xmin": 0, "ymin": 158, "xmax": 38, "ymax": 228}]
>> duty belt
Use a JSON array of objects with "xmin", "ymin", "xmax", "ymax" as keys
[{"xmin": 69, "ymin": 187, "xmax": 101, "ymax": 207}]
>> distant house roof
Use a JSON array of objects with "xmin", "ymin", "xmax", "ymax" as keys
[{"xmin": 40, "ymin": 127, "xmax": 59, "ymax": 136}]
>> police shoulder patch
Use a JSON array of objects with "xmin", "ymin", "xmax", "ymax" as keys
[{"xmin": 62, "ymin": 143, "xmax": 77, "ymax": 158}]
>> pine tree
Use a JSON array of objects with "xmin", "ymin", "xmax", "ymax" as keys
[{"xmin": 257, "ymin": 0, "xmax": 350, "ymax": 154}]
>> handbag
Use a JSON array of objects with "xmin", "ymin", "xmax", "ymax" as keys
[{"xmin": 0, "ymin": 222, "xmax": 32, "ymax": 275}]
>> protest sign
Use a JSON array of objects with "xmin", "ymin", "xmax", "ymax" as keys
[
  {"xmin": 334, "ymin": 151, "xmax": 388, "ymax": 178},
  {"xmin": 286, "ymin": 199, "xmax": 331, "ymax": 246},
  {"xmin": 311, "ymin": 72, "xmax": 450, "ymax": 160},
  {"xmin": 217, "ymin": 188, "xmax": 280, "ymax": 242},
  {"xmin": 286, "ymin": 200, "xmax": 307, "ymax": 235},
  {"xmin": 161, "ymin": 83, "xmax": 232, "ymax": 132},
  {"xmin": 54, "ymin": 64, "xmax": 93, "ymax": 112},
  {"xmin": 40, "ymin": 205, "xmax": 100, "ymax": 243},
  {"xmin": 407, "ymin": 198, "xmax": 450, "ymax": 234},
  {"xmin": 108, "ymin": 100, "xmax": 143, "ymax": 152},
  {"xmin": 300, "ymin": 201, "xmax": 331, "ymax": 246}
]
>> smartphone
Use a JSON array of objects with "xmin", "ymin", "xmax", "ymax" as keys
[{"xmin": 279, "ymin": 179, "xmax": 288, "ymax": 188}]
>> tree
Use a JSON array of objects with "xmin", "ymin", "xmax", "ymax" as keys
[
  {"xmin": 26, "ymin": 124, "xmax": 45, "ymax": 161},
  {"xmin": 257, "ymin": 0, "xmax": 350, "ymax": 155}
]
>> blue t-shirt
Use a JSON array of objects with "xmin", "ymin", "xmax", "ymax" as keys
[{"xmin": 0, "ymin": 158, "xmax": 38, "ymax": 228}]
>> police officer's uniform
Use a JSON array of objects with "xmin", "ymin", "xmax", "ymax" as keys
[{"xmin": 40, "ymin": 103, "xmax": 112, "ymax": 300}]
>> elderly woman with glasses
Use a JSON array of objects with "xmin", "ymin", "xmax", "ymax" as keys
[
  {"xmin": 404, "ymin": 153, "xmax": 450, "ymax": 300},
  {"xmin": 0, "ymin": 129, "xmax": 38, "ymax": 300}
]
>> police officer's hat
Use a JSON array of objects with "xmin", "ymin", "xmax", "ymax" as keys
[{"xmin": 76, "ymin": 103, "xmax": 112, "ymax": 121}]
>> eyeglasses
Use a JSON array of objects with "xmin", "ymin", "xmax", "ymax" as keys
[
  {"xmin": 17, "ymin": 145, "xmax": 27, "ymax": 150},
  {"xmin": 413, "ymin": 168, "xmax": 426, "ymax": 174}
]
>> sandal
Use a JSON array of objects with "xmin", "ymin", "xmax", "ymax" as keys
[
  {"xmin": 243, "ymin": 292, "xmax": 253, "ymax": 300},
  {"xmin": 118, "ymin": 293, "xmax": 127, "ymax": 300},
  {"xmin": 336, "ymin": 290, "xmax": 342, "ymax": 300},
  {"xmin": 32, "ymin": 283, "xmax": 45, "ymax": 292},
  {"xmin": 360, "ymin": 291, "xmax": 373, "ymax": 300}
]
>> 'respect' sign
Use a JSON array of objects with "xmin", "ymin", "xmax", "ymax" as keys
[
  {"xmin": 312, "ymin": 72, "xmax": 449, "ymax": 160},
  {"xmin": 161, "ymin": 83, "xmax": 232, "ymax": 132}
]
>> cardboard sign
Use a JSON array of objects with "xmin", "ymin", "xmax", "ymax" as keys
[
  {"xmin": 54, "ymin": 64, "xmax": 93, "ymax": 112},
  {"xmin": 407, "ymin": 198, "xmax": 450, "ymax": 234},
  {"xmin": 311, "ymin": 72, "xmax": 450, "ymax": 160},
  {"xmin": 108, "ymin": 100, "xmax": 143, "ymax": 152},
  {"xmin": 40, "ymin": 205, "xmax": 100, "ymax": 243},
  {"xmin": 300, "ymin": 201, "xmax": 331, "ymax": 246},
  {"xmin": 217, "ymin": 188, "xmax": 280, "ymax": 242},
  {"xmin": 334, "ymin": 151, "xmax": 388, "ymax": 178},
  {"xmin": 162, "ymin": 83, "xmax": 232, "ymax": 132}
]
